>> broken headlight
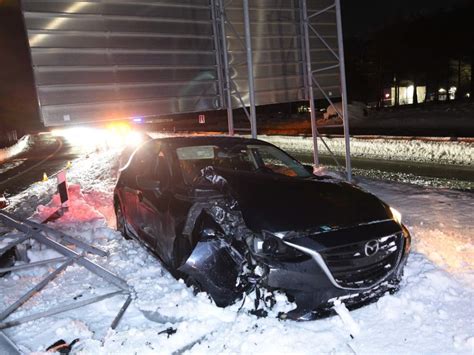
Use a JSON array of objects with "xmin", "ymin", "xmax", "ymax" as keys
[{"xmin": 252, "ymin": 231, "xmax": 306, "ymax": 261}]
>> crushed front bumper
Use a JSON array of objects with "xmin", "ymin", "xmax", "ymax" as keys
[
  {"xmin": 261, "ymin": 251, "xmax": 408, "ymax": 320},
  {"xmin": 256, "ymin": 221, "xmax": 411, "ymax": 320}
]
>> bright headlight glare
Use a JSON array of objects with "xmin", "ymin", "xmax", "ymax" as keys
[
  {"xmin": 125, "ymin": 131, "xmax": 144, "ymax": 147},
  {"xmin": 390, "ymin": 207, "xmax": 402, "ymax": 224},
  {"xmin": 51, "ymin": 125, "xmax": 143, "ymax": 149}
]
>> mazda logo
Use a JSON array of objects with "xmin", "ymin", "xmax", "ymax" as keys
[{"xmin": 364, "ymin": 240, "xmax": 380, "ymax": 256}]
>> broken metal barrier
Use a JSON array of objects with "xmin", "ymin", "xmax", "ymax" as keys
[{"xmin": 0, "ymin": 210, "xmax": 133, "ymax": 351}]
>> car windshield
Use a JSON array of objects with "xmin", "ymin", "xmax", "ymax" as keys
[{"xmin": 175, "ymin": 143, "xmax": 311, "ymax": 185}]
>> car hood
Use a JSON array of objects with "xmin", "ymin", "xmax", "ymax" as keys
[{"xmin": 215, "ymin": 170, "xmax": 391, "ymax": 233}]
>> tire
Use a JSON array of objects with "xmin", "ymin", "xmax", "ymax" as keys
[
  {"xmin": 185, "ymin": 275, "xmax": 203, "ymax": 296},
  {"xmin": 115, "ymin": 202, "xmax": 131, "ymax": 240}
]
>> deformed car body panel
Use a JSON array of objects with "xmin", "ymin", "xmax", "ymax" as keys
[
  {"xmin": 240, "ymin": 218, "xmax": 409, "ymax": 318},
  {"xmin": 178, "ymin": 238, "xmax": 244, "ymax": 307}
]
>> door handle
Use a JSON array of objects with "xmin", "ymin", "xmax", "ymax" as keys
[{"xmin": 137, "ymin": 191, "xmax": 144, "ymax": 202}]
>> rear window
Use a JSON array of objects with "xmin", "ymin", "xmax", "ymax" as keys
[{"xmin": 176, "ymin": 146, "xmax": 215, "ymax": 160}]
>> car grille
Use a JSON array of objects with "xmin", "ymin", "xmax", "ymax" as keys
[{"xmin": 319, "ymin": 233, "xmax": 403, "ymax": 289}]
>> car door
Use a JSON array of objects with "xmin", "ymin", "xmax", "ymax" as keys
[
  {"xmin": 120, "ymin": 141, "xmax": 157, "ymax": 238},
  {"xmin": 136, "ymin": 147, "xmax": 172, "ymax": 261}
]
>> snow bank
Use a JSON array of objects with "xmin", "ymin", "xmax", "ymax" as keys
[
  {"xmin": 0, "ymin": 159, "xmax": 26, "ymax": 175},
  {"xmin": 1, "ymin": 148, "xmax": 473, "ymax": 354},
  {"xmin": 260, "ymin": 135, "xmax": 473, "ymax": 166},
  {"xmin": 0, "ymin": 135, "xmax": 31, "ymax": 164}
]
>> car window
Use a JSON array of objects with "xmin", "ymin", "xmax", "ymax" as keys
[
  {"xmin": 130, "ymin": 141, "xmax": 160, "ymax": 177},
  {"xmin": 250, "ymin": 145, "xmax": 304, "ymax": 177},
  {"xmin": 175, "ymin": 143, "xmax": 310, "ymax": 185},
  {"xmin": 154, "ymin": 151, "xmax": 171, "ymax": 188}
]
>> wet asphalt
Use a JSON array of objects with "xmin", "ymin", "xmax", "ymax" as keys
[{"xmin": 0, "ymin": 133, "xmax": 78, "ymax": 197}]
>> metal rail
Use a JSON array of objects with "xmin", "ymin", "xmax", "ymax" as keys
[
  {"xmin": 242, "ymin": 0, "xmax": 257, "ymax": 138},
  {"xmin": 0, "ymin": 330, "xmax": 20, "ymax": 355},
  {"xmin": 0, "ymin": 209, "xmax": 107, "ymax": 257},
  {"xmin": 0, "ymin": 258, "xmax": 75, "ymax": 321},
  {"xmin": 0, "ymin": 210, "xmax": 133, "ymax": 345},
  {"xmin": 216, "ymin": 0, "xmax": 235, "ymax": 136},
  {"xmin": 300, "ymin": 0, "xmax": 352, "ymax": 181},
  {"xmin": 215, "ymin": 0, "xmax": 258, "ymax": 137},
  {"xmin": 335, "ymin": 0, "xmax": 352, "ymax": 180},
  {"xmin": 0, "ymin": 257, "xmax": 68, "ymax": 274},
  {"xmin": 0, "ymin": 291, "xmax": 125, "ymax": 330},
  {"xmin": 301, "ymin": 0, "xmax": 319, "ymax": 166}
]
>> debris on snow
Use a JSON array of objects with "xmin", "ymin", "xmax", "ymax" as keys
[
  {"xmin": 332, "ymin": 300, "xmax": 361, "ymax": 338},
  {"xmin": 158, "ymin": 327, "xmax": 177, "ymax": 338}
]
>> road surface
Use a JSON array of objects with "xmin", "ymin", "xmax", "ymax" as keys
[
  {"xmin": 0, "ymin": 133, "xmax": 79, "ymax": 197},
  {"xmin": 291, "ymin": 152, "xmax": 473, "ymax": 190}
]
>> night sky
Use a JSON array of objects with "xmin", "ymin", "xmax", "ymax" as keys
[{"xmin": 342, "ymin": 0, "xmax": 468, "ymax": 38}]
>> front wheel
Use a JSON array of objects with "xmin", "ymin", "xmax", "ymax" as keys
[{"xmin": 115, "ymin": 202, "xmax": 131, "ymax": 240}]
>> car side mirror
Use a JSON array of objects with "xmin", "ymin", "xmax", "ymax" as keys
[
  {"xmin": 303, "ymin": 164, "xmax": 314, "ymax": 174},
  {"xmin": 136, "ymin": 175, "xmax": 160, "ymax": 191}
]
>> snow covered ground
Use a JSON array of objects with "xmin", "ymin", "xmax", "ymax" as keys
[
  {"xmin": 261, "ymin": 135, "xmax": 473, "ymax": 167},
  {"xmin": 148, "ymin": 132, "xmax": 473, "ymax": 167},
  {"xmin": 0, "ymin": 136, "xmax": 31, "ymax": 165},
  {"xmin": 0, "ymin": 159, "xmax": 26, "ymax": 175},
  {"xmin": 1, "ymin": 147, "xmax": 473, "ymax": 354}
]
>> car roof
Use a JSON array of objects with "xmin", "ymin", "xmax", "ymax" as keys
[{"xmin": 154, "ymin": 135, "xmax": 271, "ymax": 147}]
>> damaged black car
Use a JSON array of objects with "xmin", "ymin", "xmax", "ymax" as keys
[{"xmin": 114, "ymin": 136, "xmax": 411, "ymax": 320}]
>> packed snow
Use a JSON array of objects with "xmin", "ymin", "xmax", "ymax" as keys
[
  {"xmin": 0, "ymin": 136, "xmax": 31, "ymax": 165},
  {"xmin": 148, "ymin": 132, "xmax": 473, "ymax": 167},
  {"xmin": 261, "ymin": 135, "xmax": 473, "ymax": 166},
  {"xmin": 0, "ymin": 159, "xmax": 26, "ymax": 175},
  {"xmin": 1, "ymin": 144, "xmax": 473, "ymax": 354}
]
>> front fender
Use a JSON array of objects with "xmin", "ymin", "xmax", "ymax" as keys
[{"xmin": 178, "ymin": 238, "xmax": 244, "ymax": 307}]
